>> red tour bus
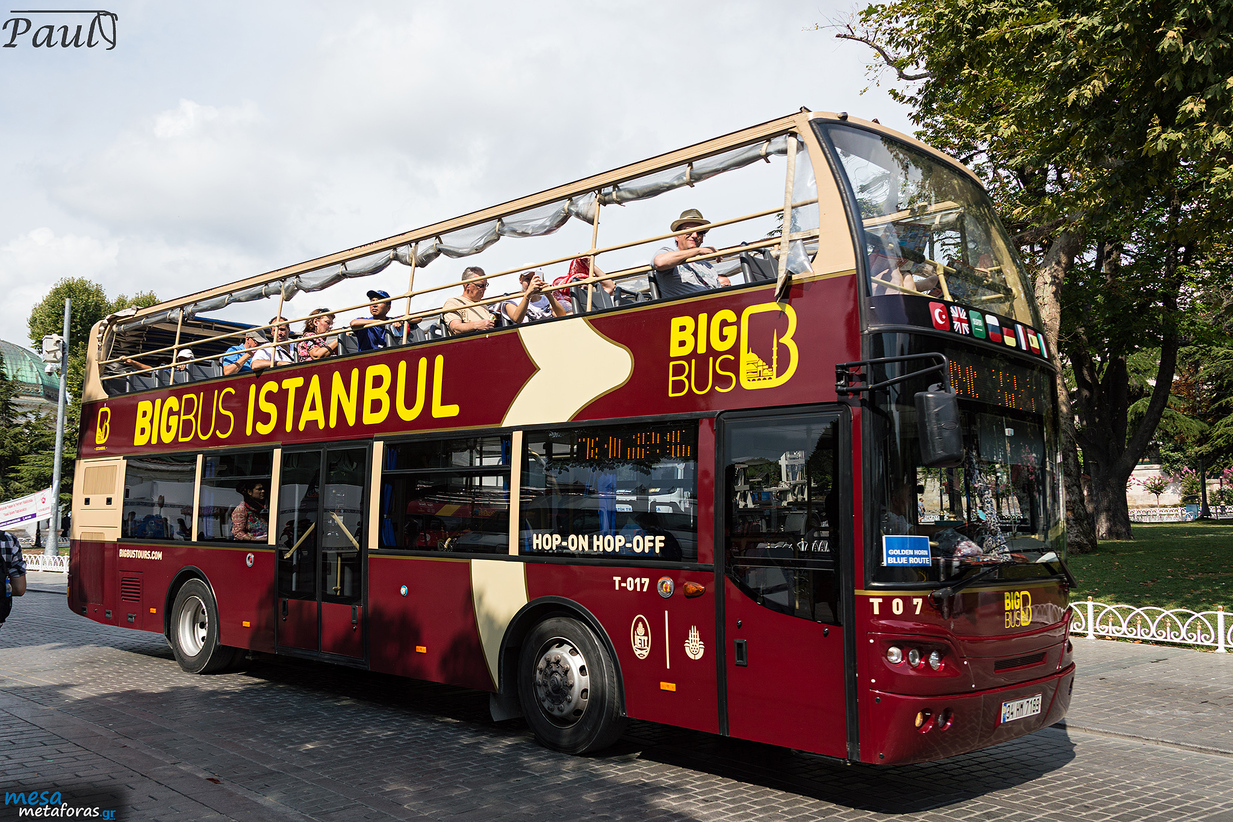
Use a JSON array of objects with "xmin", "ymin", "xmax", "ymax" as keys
[{"xmin": 69, "ymin": 109, "xmax": 1074, "ymax": 764}]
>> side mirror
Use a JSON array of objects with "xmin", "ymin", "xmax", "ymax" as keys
[{"xmin": 916, "ymin": 386, "xmax": 964, "ymax": 468}]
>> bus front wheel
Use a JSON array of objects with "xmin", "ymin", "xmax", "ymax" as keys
[
  {"xmin": 518, "ymin": 617, "xmax": 626, "ymax": 754},
  {"xmin": 169, "ymin": 579, "xmax": 241, "ymax": 674}
]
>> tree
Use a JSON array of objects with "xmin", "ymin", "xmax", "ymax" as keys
[
  {"xmin": 0, "ymin": 353, "xmax": 24, "ymax": 500},
  {"xmin": 830, "ymin": 0, "xmax": 1233, "ymax": 542},
  {"xmin": 26, "ymin": 279, "xmax": 159, "ymax": 507},
  {"xmin": 1138, "ymin": 475, "xmax": 1169, "ymax": 506}
]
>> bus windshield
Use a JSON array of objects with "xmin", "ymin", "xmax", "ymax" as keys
[
  {"xmin": 869, "ymin": 335, "xmax": 1064, "ymax": 585},
  {"xmin": 820, "ymin": 123, "xmax": 1039, "ymax": 328}
]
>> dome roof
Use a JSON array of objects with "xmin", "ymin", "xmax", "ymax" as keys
[{"xmin": 0, "ymin": 341, "xmax": 59, "ymax": 403}]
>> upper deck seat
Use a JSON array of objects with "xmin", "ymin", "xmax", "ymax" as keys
[
  {"xmin": 338, "ymin": 332, "xmax": 360, "ymax": 356},
  {"xmin": 127, "ymin": 371, "xmax": 159, "ymax": 392},
  {"xmin": 740, "ymin": 250, "xmax": 777, "ymax": 282},
  {"xmin": 187, "ymin": 360, "xmax": 221, "ymax": 381}
]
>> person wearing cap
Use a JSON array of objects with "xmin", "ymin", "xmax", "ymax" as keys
[
  {"xmin": 222, "ymin": 330, "xmax": 265, "ymax": 375},
  {"xmin": 443, "ymin": 267, "xmax": 497, "ymax": 335},
  {"xmin": 503, "ymin": 270, "xmax": 569, "ymax": 324},
  {"xmin": 651, "ymin": 209, "xmax": 731, "ymax": 299},
  {"xmin": 350, "ymin": 289, "xmax": 412, "ymax": 350},
  {"xmin": 252, "ymin": 316, "xmax": 295, "ymax": 372}
]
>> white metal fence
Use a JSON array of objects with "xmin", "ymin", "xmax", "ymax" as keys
[
  {"xmin": 1129, "ymin": 505, "xmax": 1233, "ymax": 522},
  {"xmin": 1070, "ymin": 597, "xmax": 1230, "ymax": 653},
  {"xmin": 23, "ymin": 554, "xmax": 68, "ymax": 572}
]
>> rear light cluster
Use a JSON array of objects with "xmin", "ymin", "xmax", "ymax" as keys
[
  {"xmin": 886, "ymin": 645, "xmax": 945, "ymax": 671},
  {"xmin": 913, "ymin": 707, "xmax": 954, "ymax": 734}
]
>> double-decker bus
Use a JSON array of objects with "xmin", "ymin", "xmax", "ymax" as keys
[{"xmin": 69, "ymin": 109, "xmax": 1074, "ymax": 764}]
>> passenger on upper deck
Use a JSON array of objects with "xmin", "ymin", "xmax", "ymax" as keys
[
  {"xmin": 297, "ymin": 309, "xmax": 339, "ymax": 360},
  {"xmin": 651, "ymin": 209, "xmax": 731, "ymax": 300},
  {"xmin": 443, "ymin": 267, "xmax": 497, "ymax": 335},
  {"xmin": 503, "ymin": 270, "xmax": 569, "ymax": 324},
  {"xmin": 350, "ymin": 290, "xmax": 412, "ymax": 350},
  {"xmin": 868, "ymin": 237, "xmax": 940, "ymax": 297},
  {"xmin": 222, "ymin": 330, "xmax": 265, "ymax": 375},
  {"xmin": 252, "ymin": 317, "xmax": 295, "ymax": 372}
]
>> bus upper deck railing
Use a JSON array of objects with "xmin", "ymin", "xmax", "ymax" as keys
[{"xmin": 95, "ymin": 196, "xmax": 821, "ymax": 397}]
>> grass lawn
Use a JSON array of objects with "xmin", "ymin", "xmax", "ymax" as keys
[{"xmin": 1068, "ymin": 520, "xmax": 1233, "ymax": 612}]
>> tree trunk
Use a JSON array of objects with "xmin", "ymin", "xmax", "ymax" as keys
[
  {"xmin": 1090, "ymin": 461, "xmax": 1134, "ymax": 539},
  {"xmin": 1032, "ymin": 230, "xmax": 1097, "ymax": 552},
  {"xmin": 1062, "ymin": 427, "xmax": 1097, "ymax": 552}
]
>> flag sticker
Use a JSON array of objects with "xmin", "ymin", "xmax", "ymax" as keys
[
  {"xmin": 970, "ymin": 312, "xmax": 987, "ymax": 339},
  {"xmin": 929, "ymin": 301, "xmax": 949, "ymax": 331},
  {"xmin": 986, "ymin": 314, "xmax": 1002, "ymax": 343},
  {"xmin": 950, "ymin": 305, "xmax": 971, "ymax": 335}
]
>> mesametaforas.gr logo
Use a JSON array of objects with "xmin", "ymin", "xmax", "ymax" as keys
[{"xmin": 4, "ymin": 790, "xmax": 116, "ymax": 818}]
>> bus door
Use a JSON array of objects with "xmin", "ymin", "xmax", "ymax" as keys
[
  {"xmin": 276, "ymin": 445, "xmax": 369, "ymax": 659},
  {"xmin": 720, "ymin": 411, "xmax": 848, "ymax": 758}
]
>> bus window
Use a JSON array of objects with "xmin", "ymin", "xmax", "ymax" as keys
[
  {"xmin": 379, "ymin": 436, "xmax": 511, "ymax": 554},
  {"xmin": 199, "ymin": 450, "xmax": 274, "ymax": 542},
  {"xmin": 724, "ymin": 413, "xmax": 840, "ymax": 624},
  {"xmin": 868, "ymin": 337, "xmax": 1064, "ymax": 585},
  {"xmin": 521, "ymin": 421, "xmax": 698, "ymax": 562},
  {"xmin": 823, "ymin": 123, "xmax": 1038, "ymax": 325},
  {"xmin": 121, "ymin": 454, "xmax": 196, "ymax": 541}
]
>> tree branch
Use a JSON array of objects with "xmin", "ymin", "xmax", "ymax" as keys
[{"xmin": 834, "ymin": 28, "xmax": 932, "ymax": 81}]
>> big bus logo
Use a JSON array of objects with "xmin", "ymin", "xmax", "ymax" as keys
[
  {"xmin": 1005, "ymin": 590, "xmax": 1032, "ymax": 628},
  {"xmin": 667, "ymin": 302, "xmax": 798, "ymax": 397},
  {"xmin": 94, "ymin": 406, "xmax": 110, "ymax": 446}
]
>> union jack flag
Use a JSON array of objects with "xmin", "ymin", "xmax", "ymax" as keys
[{"xmin": 950, "ymin": 305, "xmax": 971, "ymax": 335}]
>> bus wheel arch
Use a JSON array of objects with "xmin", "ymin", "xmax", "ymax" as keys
[
  {"xmin": 504, "ymin": 599, "xmax": 627, "ymax": 754},
  {"xmin": 166, "ymin": 572, "xmax": 241, "ymax": 674}
]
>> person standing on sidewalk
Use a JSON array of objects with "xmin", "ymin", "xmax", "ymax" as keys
[{"xmin": 0, "ymin": 530, "xmax": 27, "ymax": 627}]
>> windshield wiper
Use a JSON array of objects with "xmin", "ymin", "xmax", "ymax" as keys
[{"xmin": 930, "ymin": 563, "xmax": 1002, "ymax": 605}]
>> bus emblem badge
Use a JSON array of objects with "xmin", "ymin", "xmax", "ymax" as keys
[
  {"xmin": 95, "ymin": 406, "xmax": 110, "ymax": 446},
  {"xmin": 684, "ymin": 626, "xmax": 705, "ymax": 660},
  {"xmin": 631, "ymin": 615, "xmax": 652, "ymax": 659},
  {"xmin": 657, "ymin": 576, "xmax": 674, "ymax": 598}
]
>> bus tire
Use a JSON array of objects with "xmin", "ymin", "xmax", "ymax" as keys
[
  {"xmin": 169, "ymin": 579, "xmax": 240, "ymax": 674},
  {"xmin": 517, "ymin": 616, "xmax": 626, "ymax": 754}
]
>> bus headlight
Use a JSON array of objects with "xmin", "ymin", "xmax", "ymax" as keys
[
  {"xmin": 928, "ymin": 650, "xmax": 944, "ymax": 670},
  {"xmin": 907, "ymin": 648, "xmax": 922, "ymax": 668},
  {"xmin": 886, "ymin": 646, "xmax": 903, "ymax": 664}
]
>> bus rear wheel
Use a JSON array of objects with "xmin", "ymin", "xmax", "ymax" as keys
[
  {"xmin": 518, "ymin": 617, "xmax": 625, "ymax": 754},
  {"xmin": 169, "ymin": 579, "xmax": 241, "ymax": 674}
]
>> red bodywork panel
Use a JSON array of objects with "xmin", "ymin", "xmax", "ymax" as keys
[{"xmin": 855, "ymin": 583, "xmax": 1073, "ymax": 763}]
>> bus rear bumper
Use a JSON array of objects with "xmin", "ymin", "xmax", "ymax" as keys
[{"xmin": 863, "ymin": 663, "xmax": 1074, "ymax": 765}]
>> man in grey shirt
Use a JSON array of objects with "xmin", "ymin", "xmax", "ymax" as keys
[{"xmin": 651, "ymin": 209, "xmax": 732, "ymax": 299}]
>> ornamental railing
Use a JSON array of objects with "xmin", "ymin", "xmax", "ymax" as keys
[
  {"xmin": 23, "ymin": 554, "xmax": 69, "ymax": 573},
  {"xmin": 1070, "ymin": 597, "xmax": 1229, "ymax": 653},
  {"xmin": 1129, "ymin": 505, "xmax": 1233, "ymax": 522}
]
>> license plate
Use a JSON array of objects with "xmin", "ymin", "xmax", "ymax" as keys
[{"xmin": 1000, "ymin": 694, "xmax": 1042, "ymax": 724}]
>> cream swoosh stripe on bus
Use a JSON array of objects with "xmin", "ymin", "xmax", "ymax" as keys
[
  {"xmin": 470, "ymin": 559, "xmax": 529, "ymax": 688},
  {"xmin": 502, "ymin": 320, "xmax": 633, "ymax": 426}
]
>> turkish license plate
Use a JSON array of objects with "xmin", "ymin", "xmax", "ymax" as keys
[{"xmin": 1000, "ymin": 694, "xmax": 1043, "ymax": 724}]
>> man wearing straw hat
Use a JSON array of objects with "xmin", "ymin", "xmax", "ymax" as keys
[{"xmin": 651, "ymin": 209, "xmax": 731, "ymax": 299}]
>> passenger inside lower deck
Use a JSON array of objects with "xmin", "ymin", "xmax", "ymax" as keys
[{"xmin": 650, "ymin": 209, "xmax": 732, "ymax": 299}]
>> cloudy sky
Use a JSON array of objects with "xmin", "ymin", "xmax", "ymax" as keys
[{"xmin": 1, "ymin": 1, "xmax": 914, "ymax": 347}]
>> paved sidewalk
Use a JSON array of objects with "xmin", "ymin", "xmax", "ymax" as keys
[
  {"xmin": 1065, "ymin": 635, "xmax": 1233, "ymax": 755},
  {"xmin": 18, "ymin": 572, "xmax": 1233, "ymax": 755}
]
